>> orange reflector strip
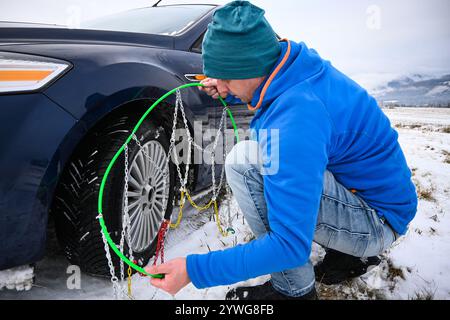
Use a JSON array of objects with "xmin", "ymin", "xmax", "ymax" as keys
[
  {"xmin": 0, "ymin": 70, "xmax": 53, "ymax": 81},
  {"xmin": 194, "ymin": 74, "xmax": 207, "ymax": 81}
]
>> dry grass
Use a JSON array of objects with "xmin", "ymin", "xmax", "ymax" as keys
[
  {"xmin": 430, "ymin": 214, "xmax": 440, "ymax": 222},
  {"xmin": 386, "ymin": 259, "xmax": 406, "ymax": 281},
  {"xmin": 317, "ymin": 284, "xmax": 343, "ymax": 300},
  {"xmin": 442, "ymin": 150, "xmax": 450, "ymax": 164},
  {"xmin": 317, "ymin": 279, "xmax": 387, "ymax": 300},
  {"xmin": 418, "ymin": 188, "xmax": 435, "ymax": 201},
  {"xmin": 395, "ymin": 123, "xmax": 423, "ymax": 130},
  {"xmin": 410, "ymin": 287, "xmax": 436, "ymax": 300},
  {"xmin": 429, "ymin": 227, "xmax": 437, "ymax": 235},
  {"xmin": 413, "ymin": 178, "xmax": 436, "ymax": 202},
  {"xmin": 394, "ymin": 123, "xmax": 450, "ymax": 133}
]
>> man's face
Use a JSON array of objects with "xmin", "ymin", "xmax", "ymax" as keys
[{"xmin": 216, "ymin": 78, "xmax": 265, "ymax": 103}]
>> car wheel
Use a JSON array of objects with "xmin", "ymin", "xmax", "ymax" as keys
[{"xmin": 51, "ymin": 111, "xmax": 175, "ymax": 276}]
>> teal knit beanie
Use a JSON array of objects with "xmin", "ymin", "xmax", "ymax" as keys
[{"xmin": 202, "ymin": 1, "xmax": 281, "ymax": 80}]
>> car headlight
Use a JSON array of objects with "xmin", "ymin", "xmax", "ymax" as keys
[{"xmin": 0, "ymin": 52, "xmax": 71, "ymax": 94}]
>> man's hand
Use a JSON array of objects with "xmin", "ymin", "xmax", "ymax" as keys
[
  {"xmin": 145, "ymin": 258, "xmax": 191, "ymax": 296},
  {"xmin": 198, "ymin": 78, "xmax": 229, "ymax": 99}
]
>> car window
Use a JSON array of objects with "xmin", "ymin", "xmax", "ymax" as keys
[
  {"xmin": 191, "ymin": 32, "xmax": 205, "ymax": 53},
  {"xmin": 81, "ymin": 5, "xmax": 213, "ymax": 36}
]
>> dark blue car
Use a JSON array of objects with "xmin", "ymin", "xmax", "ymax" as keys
[{"xmin": 0, "ymin": 4, "xmax": 251, "ymax": 276}]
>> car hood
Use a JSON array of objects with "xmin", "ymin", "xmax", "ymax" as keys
[{"xmin": 0, "ymin": 24, "xmax": 174, "ymax": 49}]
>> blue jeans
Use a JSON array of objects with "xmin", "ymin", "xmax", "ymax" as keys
[{"xmin": 225, "ymin": 140, "xmax": 397, "ymax": 297}]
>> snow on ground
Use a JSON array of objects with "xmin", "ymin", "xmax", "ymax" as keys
[
  {"xmin": 376, "ymin": 108, "xmax": 450, "ymax": 300},
  {"xmin": 0, "ymin": 265, "xmax": 34, "ymax": 291},
  {"xmin": 384, "ymin": 107, "xmax": 450, "ymax": 132},
  {"xmin": 0, "ymin": 107, "xmax": 449, "ymax": 300}
]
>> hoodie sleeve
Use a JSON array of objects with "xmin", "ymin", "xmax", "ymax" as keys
[{"xmin": 186, "ymin": 91, "xmax": 333, "ymax": 289}]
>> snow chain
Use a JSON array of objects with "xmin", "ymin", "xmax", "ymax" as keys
[{"xmin": 99, "ymin": 86, "xmax": 239, "ymax": 299}]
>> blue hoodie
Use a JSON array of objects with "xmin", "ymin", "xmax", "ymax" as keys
[{"xmin": 186, "ymin": 40, "xmax": 417, "ymax": 289}]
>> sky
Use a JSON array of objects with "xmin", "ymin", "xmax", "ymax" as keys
[{"xmin": 0, "ymin": 0, "xmax": 449, "ymax": 88}]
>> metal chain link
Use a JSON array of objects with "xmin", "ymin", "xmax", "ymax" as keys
[
  {"xmin": 119, "ymin": 150, "xmax": 127, "ymax": 282},
  {"xmin": 100, "ymin": 89, "xmax": 236, "ymax": 299},
  {"xmin": 120, "ymin": 145, "xmax": 134, "ymax": 280},
  {"xmin": 216, "ymin": 107, "xmax": 229, "ymax": 198},
  {"xmin": 210, "ymin": 107, "xmax": 228, "ymax": 201},
  {"xmin": 176, "ymin": 90, "xmax": 193, "ymax": 189},
  {"xmin": 170, "ymin": 93, "xmax": 186, "ymax": 189},
  {"xmin": 223, "ymin": 114, "xmax": 233, "ymax": 230},
  {"xmin": 98, "ymin": 216, "xmax": 122, "ymax": 299},
  {"xmin": 100, "ymin": 144, "xmax": 135, "ymax": 300},
  {"xmin": 170, "ymin": 89, "xmax": 230, "ymax": 218}
]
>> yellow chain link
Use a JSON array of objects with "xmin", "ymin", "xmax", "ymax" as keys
[
  {"xmin": 213, "ymin": 200, "xmax": 228, "ymax": 237},
  {"xmin": 170, "ymin": 190, "xmax": 185, "ymax": 229},
  {"xmin": 186, "ymin": 191, "xmax": 214, "ymax": 211},
  {"xmin": 127, "ymin": 265, "xmax": 133, "ymax": 298},
  {"xmin": 169, "ymin": 189, "xmax": 228, "ymax": 237}
]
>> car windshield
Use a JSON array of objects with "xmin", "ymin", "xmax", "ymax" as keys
[{"xmin": 80, "ymin": 5, "xmax": 214, "ymax": 36}]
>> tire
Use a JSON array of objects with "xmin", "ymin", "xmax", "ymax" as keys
[{"xmin": 51, "ymin": 111, "xmax": 175, "ymax": 276}]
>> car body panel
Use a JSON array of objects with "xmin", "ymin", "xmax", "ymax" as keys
[
  {"xmin": 0, "ymin": 93, "xmax": 77, "ymax": 270},
  {"xmin": 0, "ymin": 5, "xmax": 251, "ymax": 270}
]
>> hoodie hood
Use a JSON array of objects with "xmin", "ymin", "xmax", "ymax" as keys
[{"xmin": 249, "ymin": 40, "xmax": 325, "ymax": 116}]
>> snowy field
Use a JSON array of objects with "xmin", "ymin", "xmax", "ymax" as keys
[{"xmin": 1, "ymin": 107, "xmax": 449, "ymax": 300}]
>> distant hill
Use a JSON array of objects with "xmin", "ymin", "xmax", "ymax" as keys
[{"xmin": 370, "ymin": 74, "xmax": 450, "ymax": 107}]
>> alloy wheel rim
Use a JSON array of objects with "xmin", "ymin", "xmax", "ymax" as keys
[{"xmin": 124, "ymin": 140, "xmax": 170, "ymax": 253}]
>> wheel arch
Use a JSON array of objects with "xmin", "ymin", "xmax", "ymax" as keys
[{"xmin": 46, "ymin": 91, "xmax": 199, "ymax": 222}]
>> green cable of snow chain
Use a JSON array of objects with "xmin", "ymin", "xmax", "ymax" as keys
[{"xmin": 97, "ymin": 83, "xmax": 240, "ymax": 279}]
